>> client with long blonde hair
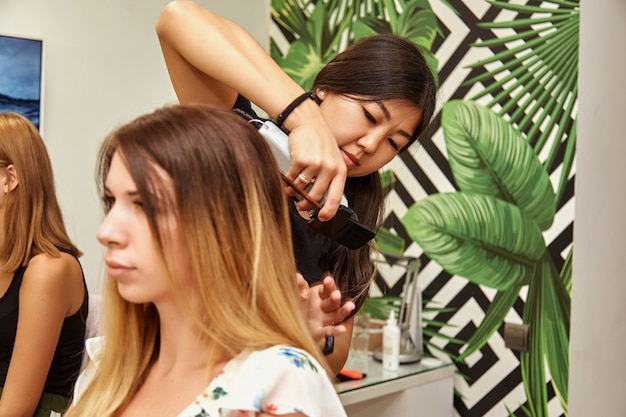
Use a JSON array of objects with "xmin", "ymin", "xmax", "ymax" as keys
[{"xmin": 66, "ymin": 105, "xmax": 346, "ymax": 417}]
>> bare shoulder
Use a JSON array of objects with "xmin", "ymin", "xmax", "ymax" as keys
[
  {"xmin": 26, "ymin": 251, "xmax": 82, "ymax": 282},
  {"xmin": 22, "ymin": 252, "xmax": 84, "ymax": 314}
]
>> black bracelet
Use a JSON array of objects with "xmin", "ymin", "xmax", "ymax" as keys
[
  {"xmin": 323, "ymin": 336, "xmax": 334, "ymax": 356},
  {"xmin": 276, "ymin": 91, "xmax": 315, "ymax": 128}
]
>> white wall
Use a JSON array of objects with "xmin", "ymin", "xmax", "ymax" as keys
[
  {"xmin": 0, "ymin": 0, "xmax": 269, "ymax": 293},
  {"xmin": 569, "ymin": 1, "xmax": 626, "ymax": 415}
]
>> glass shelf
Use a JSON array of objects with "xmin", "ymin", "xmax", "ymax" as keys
[{"xmin": 335, "ymin": 353, "xmax": 453, "ymax": 395}]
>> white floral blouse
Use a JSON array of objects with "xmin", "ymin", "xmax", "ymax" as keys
[{"xmin": 75, "ymin": 338, "xmax": 347, "ymax": 417}]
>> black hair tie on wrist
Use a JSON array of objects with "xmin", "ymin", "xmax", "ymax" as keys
[
  {"xmin": 276, "ymin": 91, "xmax": 316, "ymax": 129},
  {"xmin": 323, "ymin": 336, "xmax": 334, "ymax": 356}
]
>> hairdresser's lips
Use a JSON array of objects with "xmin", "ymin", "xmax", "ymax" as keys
[
  {"xmin": 105, "ymin": 259, "xmax": 135, "ymax": 279},
  {"xmin": 341, "ymin": 149, "xmax": 359, "ymax": 168}
]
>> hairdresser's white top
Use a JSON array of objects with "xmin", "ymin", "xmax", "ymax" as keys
[{"xmin": 74, "ymin": 338, "xmax": 347, "ymax": 417}]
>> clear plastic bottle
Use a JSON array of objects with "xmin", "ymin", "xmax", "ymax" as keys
[{"xmin": 382, "ymin": 310, "xmax": 400, "ymax": 371}]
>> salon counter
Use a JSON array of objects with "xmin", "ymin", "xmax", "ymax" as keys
[{"xmin": 335, "ymin": 355, "xmax": 455, "ymax": 417}]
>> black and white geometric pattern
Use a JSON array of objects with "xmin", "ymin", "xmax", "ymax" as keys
[{"xmin": 372, "ymin": 1, "xmax": 574, "ymax": 416}]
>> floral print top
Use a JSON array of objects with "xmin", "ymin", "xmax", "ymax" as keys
[
  {"xmin": 75, "ymin": 339, "xmax": 347, "ymax": 417},
  {"xmin": 180, "ymin": 345, "xmax": 346, "ymax": 417}
]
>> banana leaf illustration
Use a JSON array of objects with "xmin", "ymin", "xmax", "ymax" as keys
[
  {"xmin": 561, "ymin": 248, "xmax": 573, "ymax": 294},
  {"xmin": 403, "ymin": 191, "xmax": 544, "ymax": 291},
  {"xmin": 442, "ymin": 100, "xmax": 556, "ymax": 230},
  {"xmin": 522, "ymin": 252, "xmax": 570, "ymax": 416},
  {"xmin": 271, "ymin": 0, "xmax": 352, "ymax": 90},
  {"xmin": 349, "ymin": 0, "xmax": 441, "ymax": 84},
  {"xmin": 352, "ymin": 0, "xmax": 440, "ymax": 47},
  {"xmin": 403, "ymin": 99, "xmax": 571, "ymax": 415},
  {"xmin": 522, "ymin": 266, "xmax": 548, "ymax": 417}
]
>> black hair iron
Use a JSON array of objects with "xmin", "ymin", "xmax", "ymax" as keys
[{"xmin": 280, "ymin": 172, "xmax": 375, "ymax": 250}]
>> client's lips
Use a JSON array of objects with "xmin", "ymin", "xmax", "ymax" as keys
[{"xmin": 105, "ymin": 258, "xmax": 134, "ymax": 279}]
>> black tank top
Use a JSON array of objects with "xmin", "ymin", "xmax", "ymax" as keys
[{"xmin": 0, "ymin": 258, "xmax": 88, "ymax": 397}]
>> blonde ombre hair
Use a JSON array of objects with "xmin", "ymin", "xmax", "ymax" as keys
[
  {"xmin": 0, "ymin": 112, "xmax": 81, "ymax": 271},
  {"xmin": 66, "ymin": 105, "xmax": 327, "ymax": 415}
]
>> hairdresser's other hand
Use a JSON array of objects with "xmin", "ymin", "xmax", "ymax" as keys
[
  {"xmin": 283, "ymin": 100, "xmax": 347, "ymax": 221},
  {"xmin": 297, "ymin": 274, "xmax": 355, "ymax": 342}
]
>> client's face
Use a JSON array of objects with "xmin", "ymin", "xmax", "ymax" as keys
[{"xmin": 96, "ymin": 151, "xmax": 186, "ymax": 306}]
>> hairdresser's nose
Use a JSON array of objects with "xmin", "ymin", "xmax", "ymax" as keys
[
  {"xmin": 96, "ymin": 206, "xmax": 127, "ymax": 248},
  {"xmin": 358, "ymin": 132, "xmax": 384, "ymax": 155}
]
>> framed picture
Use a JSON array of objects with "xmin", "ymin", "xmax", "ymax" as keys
[{"xmin": 0, "ymin": 33, "xmax": 44, "ymax": 131}]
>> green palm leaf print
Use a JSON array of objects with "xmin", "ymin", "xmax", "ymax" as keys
[
  {"xmin": 403, "ymin": 191, "xmax": 545, "ymax": 291},
  {"xmin": 442, "ymin": 100, "xmax": 556, "ymax": 231}
]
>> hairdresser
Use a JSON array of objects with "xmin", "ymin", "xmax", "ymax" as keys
[{"xmin": 156, "ymin": 0, "xmax": 437, "ymax": 373}]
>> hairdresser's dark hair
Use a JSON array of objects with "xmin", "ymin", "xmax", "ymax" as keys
[
  {"xmin": 313, "ymin": 33, "xmax": 437, "ymax": 147},
  {"xmin": 315, "ymin": 34, "xmax": 437, "ymax": 312},
  {"xmin": 326, "ymin": 173, "xmax": 384, "ymax": 313}
]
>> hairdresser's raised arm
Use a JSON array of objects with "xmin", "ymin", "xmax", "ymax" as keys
[{"xmin": 156, "ymin": 1, "xmax": 346, "ymax": 220}]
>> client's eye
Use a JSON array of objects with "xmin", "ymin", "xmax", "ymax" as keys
[
  {"xmin": 102, "ymin": 195, "xmax": 114, "ymax": 212},
  {"xmin": 132, "ymin": 199, "xmax": 144, "ymax": 211}
]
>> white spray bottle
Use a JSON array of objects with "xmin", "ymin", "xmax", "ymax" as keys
[{"xmin": 382, "ymin": 309, "xmax": 400, "ymax": 371}]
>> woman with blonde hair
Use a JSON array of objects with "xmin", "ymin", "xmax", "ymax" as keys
[
  {"xmin": 67, "ymin": 104, "xmax": 346, "ymax": 416},
  {"xmin": 0, "ymin": 112, "xmax": 87, "ymax": 416}
]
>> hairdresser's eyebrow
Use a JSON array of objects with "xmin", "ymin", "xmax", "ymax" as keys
[{"xmin": 376, "ymin": 101, "xmax": 412, "ymax": 141}]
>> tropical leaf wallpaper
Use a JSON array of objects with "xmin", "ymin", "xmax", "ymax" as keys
[{"xmin": 270, "ymin": 0, "xmax": 578, "ymax": 416}]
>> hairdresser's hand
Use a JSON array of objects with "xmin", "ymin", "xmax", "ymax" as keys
[
  {"xmin": 283, "ymin": 101, "xmax": 347, "ymax": 221},
  {"xmin": 297, "ymin": 274, "xmax": 355, "ymax": 342}
]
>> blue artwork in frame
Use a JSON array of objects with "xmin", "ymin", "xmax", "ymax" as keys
[{"xmin": 0, "ymin": 33, "xmax": 44, "ymax": 130}]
